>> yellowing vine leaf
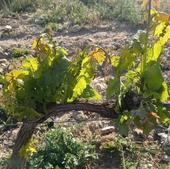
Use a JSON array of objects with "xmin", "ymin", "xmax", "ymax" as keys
[
  {"xmin": 32, "ymin": 38, "xmax": 38, "ymax": 49},
  {"xmin": 148, "ymin": 22, "xmax": 170, "ymax": 62},
  {"xmin": 23, "ymin": 57, "xmax": 39, "ymax": 72},
  {"xmin": 154, "ymin": 22, "xmax": 166, "ymax": 36},
  {"xmin": 154, "ymin": 12, "xmax": 170, "ymax": 22},
  {"xmin": 20, "ymin": 138, "xmax": 38, "ymax": 159},
  {"xmin": 90, "ymin": 48, "xmax": 106, "ymax": 65},
  {"xmin": 6, "ymin": 70, "xmax": 28, "ymax": 83},
  {"xmin": 73, "ymin": 77, "xmax": 87, "ymax": 98}
]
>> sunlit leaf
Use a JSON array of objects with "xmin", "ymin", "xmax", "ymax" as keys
[
  {"xmin": 32, "ymin": 38, "xmax": 38, "ymax": 49},
  {"xmin": 90, "ymin": 48, "xmax": 106, "ymax": 65},
  {"xmin": 5, "ymin": 70, "xmax": 28, "ymax": 82},
  {"xmin": 120, "ymin": 114, "xmax": 128, "ymax": 124},
  {"xmin": 73, "ymin": 77, "xmax": 87, "ymax": 98},
  {"xmin": 20, "ymin": 138, "xmax": 38, "ymax": 159},
  {"xmin": 154, "ymin": 22, "xmax": 166, "ymax": 36},
  {"xmin": 23, "ymin": 57, "xmax": 39, "ymax": 72},
  {"xmin": 70, "ymin": 56, "xmax": 95, "ymax": 101},
  {"xmin": 160, "ymin": 81, "xmax": 169, "ymax": 102},
  {"xmin": 111, "ymin": 56, "xmax": 120, "ymax": 67}
]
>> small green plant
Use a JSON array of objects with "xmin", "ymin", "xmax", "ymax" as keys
[
  {"xmin": 0, "ymin": 156, "xmax": 9, "ymax": 168},
  {"xmin": 44, "ymin": 22, "xmax": 59, "ymax": 32},
  {"xmin": 33, "ymin": 0, "xmax": 143, "ymax": 28},
  {"xmin": 11, "ymin": 47, "xmax": 29, "ymax": 58},
  {"xmin": 159, "ymin": 164, "xmax": 169, "ymax": 169},
  {"xmin": 27, "ymin": 127, "xmax": 98, "ymax": 169},
  {"xmin": 101, "ymin": 134, "xmax": 168, "ymax": 169},
  {"xmin": 102, "ymin": 136, "xmax": 138, "ymax": 168},
  {"xmin": 35, "ymin": 0, "xmax": 91, "ymax": 27}
]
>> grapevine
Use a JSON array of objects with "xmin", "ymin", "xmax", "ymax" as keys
[{"xmin": 0, "ymin": 1, "xmax": 169, "ymax": 168}]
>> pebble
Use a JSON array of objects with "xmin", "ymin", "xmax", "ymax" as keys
[
  {"xmin": 158, "ymin": 133, "xmax": 168, "ymax": 142},
  {"xmin": 101, "ymin": 126, "xmax": 115, "ymax": 135},
  {"xmin": 4, "ymin": 25, "xmax": 12, "ymax": 31},
  {"xmin": 0, "ymin": 59, "xmax": 8, "ymax": 64},
  {"xmin": 72, "ymin": 111, "xmax": 88, "ymax": 122}
]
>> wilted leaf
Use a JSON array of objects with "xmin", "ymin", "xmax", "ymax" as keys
[
  {"xmin": 155, "ymin": 12, "xmax": 170, "ymax": 22},
  {"xmin": 149, "ymin": 112, "xmax": 160, "ymax": 119}
]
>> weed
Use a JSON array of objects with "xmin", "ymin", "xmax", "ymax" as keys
[
  {"xmin": 0, "ymin": 156, "xmax": 9, "ymax": 168},
  {"xmin": 38, "ymin": 0, "xmax": 143, "ymax": 26},
  {"xmin": 101, "ymin": 135, "xmax": 167, "ymax": 169},
  {"xmin": 27, "ymin": 127, "xmax": 98, "ymax": 169},
  {"xmin": 44, "ymin": 22, "xmax": 59, "ymax": 32},
  {"xmin": 1, "ymin": 0, "xmax": 144, "ymax": 25},
  {"xmin": 11, "ymin": 47, "xmax": 29, "ymax": 58}
]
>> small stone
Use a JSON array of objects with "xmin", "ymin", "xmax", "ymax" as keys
[
  {"xmin": 161, "ymin": 155, "xmax": 170, "ymax": 162},
  {"xmin": 87, "ymin": 38, "xmax": 94, "ymax": 42},
  {"xmin": 147, "ymin": 164, "xmax": 153, "ymax": 168},
  {"xmin": 101, "ymin": 126, "xmax": 115, "ymax": 135},
  {"xmin": 0, "ymin": 59, "xmax": 8, "ymax": 63},
  {"xmin": 3, "ymin": 25, "xmax": 13, "ymax": 34},
  {"xmin": 0, "ymin": 85, "xmax": 3, "ymax": 89},
  {"xmin": 158, "ymin": 133, "xmax": 168, "ymax": 142},
  {"xmin": 5, "ymin": 25, "xmax": 12, "ymax": 30},
  {"xmin": 134, "ymin": 128, "xmax": 143, "ymax": 134},
  {"xmin": 72, "ymin": 111, "xmax": 88, "ymax": 122}
]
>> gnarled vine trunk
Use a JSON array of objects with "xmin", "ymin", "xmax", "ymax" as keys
[
  {"xmin": 6, "ymin": 102, "xmax": 117, "ymax": 169},
  {"xmin": 7, "ymin": 122, "xmax": 37, "ymax": 169}
]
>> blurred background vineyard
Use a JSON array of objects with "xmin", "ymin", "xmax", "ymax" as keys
[{"xmin": 0, "ymin": 0, "xmax": 169, "ymax": 28}]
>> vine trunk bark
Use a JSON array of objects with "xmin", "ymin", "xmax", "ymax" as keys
[{"xmin": 6, "ymin": 122, "xmax": 37, "ymax": 169}]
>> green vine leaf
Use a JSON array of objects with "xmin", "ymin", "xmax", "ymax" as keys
[
  {"xmin": 106, "ymin": 77, "xmax": 120, "ymax": 99},
  {"xmin": 70, "ymin": 56, "xmax": 95, "ymax": 101}
]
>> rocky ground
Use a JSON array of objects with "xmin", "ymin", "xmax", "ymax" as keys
[{"xmin": 0, "ymin": 12, "xmax": 170, "ymax": 169}]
